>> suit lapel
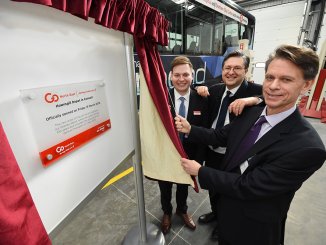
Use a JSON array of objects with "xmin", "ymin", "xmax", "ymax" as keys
[
  {"xmin": 210, "ymin": 85, "xmax": 226, "ymax": 124},
  {"xmin": 230, "ymin": 80, "xmax": 248, "ymax": 101},
  {"xmin": 226, "ymin": 81, "xmax": 248, "ymax": 121},
  {"xmin": 245, "ymin": 109, "xmax": 299, "ymax": 162},
  {"xmin": 224, "ymin": 107, "xmax": 263, "ymax": 171},
  {"xmin": 226, "ymin": 108, "xmax": 300, "ymax": 172},
  {"xmin": 187, "ymin": 90, "xmax": 196, "ymax": 121}
]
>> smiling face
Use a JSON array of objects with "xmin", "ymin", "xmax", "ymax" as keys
[
  {"xmin": 222, "ymin": 57, "xmax": 247, "ymax": 89},
  {"xmin": 171, "ymin": 63, "xmax": 193, "ymax": 95},
  {"xmin": 263, "ymin": 58, "xmax": 313, "ymax": 115}
]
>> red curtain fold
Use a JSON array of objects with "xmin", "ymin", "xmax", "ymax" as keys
[
  {"xmin": 12, "ymin": 0, "xmax": 168, "ymax": 44},
  {"xmin": 0, "ymin": 122, "xmax": 51, "ymax": 245},
  {"xmin": 89, "ymin": 0, "xmax": 107, "ymax": 23},
  {"xmin": 132, "ymin": 0, "xmax": 151, "ymax": 37}
]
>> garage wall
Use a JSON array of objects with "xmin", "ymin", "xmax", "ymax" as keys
[{"xmin": 0, "ymin": 0, "xmax": 134, "ymax": 232}]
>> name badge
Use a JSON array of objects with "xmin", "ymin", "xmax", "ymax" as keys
[{"xmin": 193, "ymin": 111, "xmax": 201, "ymax": 116}]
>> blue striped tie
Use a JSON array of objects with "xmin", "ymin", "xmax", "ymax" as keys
[{"xmin": 179, "ymin": 97, "xmax": 186, "ymax": 140}]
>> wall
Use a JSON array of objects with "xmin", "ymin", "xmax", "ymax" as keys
[
  {"xmin": 317, "ymin": 15, "xmax": 326, "ymax": 55},
  {"xmin": 250, "ymin": 1, "xmax": 306, "ymax": 83},
  {"xmin": 0, "ymin": 0, "xmax": 134, "ymax": 232}
]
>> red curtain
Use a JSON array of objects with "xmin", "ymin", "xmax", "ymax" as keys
[
  {"xmin": 0, "ymin": 122, "xmax": 51, "ymax": 245},
  {"xmin": 12, "ymin": 0, "xmax": 186, "ymax": 158}
]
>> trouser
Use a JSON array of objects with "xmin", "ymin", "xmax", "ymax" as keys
[
  {"xmin": 158, "ymin": 180, "xmax": 188, "ymax": 214},
  {"xmin": 204, "ymin": 148, "xmax": 225, "ymax": 215}
]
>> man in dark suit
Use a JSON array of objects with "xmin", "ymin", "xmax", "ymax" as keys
[
  {"xmin": 159, "ymin": 56, "xmax": 209, "ymax": 234},
  {"xmin": 175, "ymin": 45, "xmax": 326, "ymax": 245},
  {"xmin": 195, "ymin": 50, "xmax": 262, "ymax": 240}
]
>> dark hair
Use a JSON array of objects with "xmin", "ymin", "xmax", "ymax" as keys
[
  {"xmin": 171, "ymin": 56, "xmax": 193, "ymax": 72},
  {"xmin": 265, "ymin": 44, "xmax": 319, "ymax": 80},
  {"xmin": 222, "ymin": 50, "xmax": 250, "ymax": 69}
]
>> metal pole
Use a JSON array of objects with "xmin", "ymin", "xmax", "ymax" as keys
[
  {"xmin": 298, "ymin": 0, "xmax": 313, "ymax": 45},
  {"xmin": 122, "ymin": 33, "xmax": 165, "ymax": 245}
]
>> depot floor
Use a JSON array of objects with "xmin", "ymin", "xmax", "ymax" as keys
[{"xmin": 52, "ymin": 118, "xmax": 326, "ymax": 245}]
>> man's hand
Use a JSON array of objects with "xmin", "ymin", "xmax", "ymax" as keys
[
  {"xmin": 180, "ymin": 158, "xmax": 201, "ymax": 176},
  {"xmin": 229, "ymin": 97, "xmax": 261, "ymax": 116},
  {"xmin": 196, "ymin": 86, "xmax": 210, "ymax": 97},
  {"xmin": 175, "ymin": 115, "xmax": 191, "ymax": 134}
]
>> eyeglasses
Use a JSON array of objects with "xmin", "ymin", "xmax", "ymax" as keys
[{"xmin": 223, "ymin": 66, "xmax": 245, "ymax": 73}]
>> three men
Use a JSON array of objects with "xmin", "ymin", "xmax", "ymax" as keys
[{"xmin": 176, "ymin": 44, "xmax": 326, "ymax": 245}]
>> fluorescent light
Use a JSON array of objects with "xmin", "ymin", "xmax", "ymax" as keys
[
  {"xmin": 255, "ymin": 62, "xmax": 265, "ymax": 68},
  {"xmin": 188, "ymin": 4, "xmax": 195, "ymax": 10},
  {"xmin": 172, "ymin": 0, "xmax": 186, "ymax": 4}
]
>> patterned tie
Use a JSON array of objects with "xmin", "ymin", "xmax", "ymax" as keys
[
  {"xmin": 215, "ymin": 91, "xmax": 232, "ymax": 129},
  {"xmin": 230, "ymin": 116, "xmax": 267, "ymax": 164},
  {"xmin": 178, "ymin": 97, "xmax": 186, "ymax": 140}
]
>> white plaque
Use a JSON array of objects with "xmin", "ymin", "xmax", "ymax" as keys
[{"xmin": 20, "ymin": 80, "xmax": 111, "ymax": 166}]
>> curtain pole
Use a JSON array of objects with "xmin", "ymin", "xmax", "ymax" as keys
[{"xmin": 122, "ymin": 33, "xmax": 164, "ymax": 245}]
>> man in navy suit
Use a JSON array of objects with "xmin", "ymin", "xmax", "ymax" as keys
[
  {"xmin": 158, "ymin": 56, "xmax": 209, "ymax": 234},
  {"xmin": 195, "ymin": 50, "xmax": 262, "ymax": 241},
  {"xmin": 175, "ymin": 45, "xmax": 326, "ymax": 245}
]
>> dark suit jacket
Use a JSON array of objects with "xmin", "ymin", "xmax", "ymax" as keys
[
  {"xmin": 207, "ymin": 80, "xmax": 262, "ymax": 125},
  {"xmin": 169, "ymin": 88, "xmax": 209, "ymax": 163},
  {"xmin": 189, "ymin": 106, "xmax": 326, "ymax": 245}
]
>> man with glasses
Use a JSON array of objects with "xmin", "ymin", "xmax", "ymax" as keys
[
  {"xmin": 195, "ymin": 50, "xmax": 262, "ymax": 241},
  {"xmin": 158, "ymin": 56, "xmax": 209, "ymax": 234}
]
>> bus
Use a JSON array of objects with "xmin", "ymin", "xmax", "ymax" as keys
[{"xmin": 134, "ymin": 0, "xmax": 256, "ymax": 89}]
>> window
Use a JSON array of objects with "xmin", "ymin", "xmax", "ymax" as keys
[
  {"xmin": 224, "ymin": 18, "xmax": 240, "ymax": 51},
  {"xmin": 213, "ymin": 14, "xmax": 223, "ymax": 55}
]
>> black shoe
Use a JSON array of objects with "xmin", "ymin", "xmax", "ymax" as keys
[
  {"xmin": 198, "ymin": 212, "xmax": 217, "ymax": 224},
  {"xmin": 211, "ymin": 225, "xmax": 219, "ymax": 241}
]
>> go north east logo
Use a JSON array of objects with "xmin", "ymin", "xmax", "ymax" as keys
[{"xmin": 44, "ymin": 92, "xmax": 59, "ymax": 103}]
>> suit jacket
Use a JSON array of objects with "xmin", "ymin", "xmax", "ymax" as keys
[
  {"xmin": 189, "ymin": 106, "xmax": 326, "ymax": 245},
  {"xmin": 207, "ymin": 80, "xmax": 262, "ymax": 125},
  {"xmin": 169, "ymin": 88, "xmax": 209, "ymax": 163}
]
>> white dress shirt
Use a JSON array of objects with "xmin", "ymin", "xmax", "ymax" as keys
[
  {"xmin": 210, "ymin": 84, "xmax": 241, "ymax": 154},
  {"xmin": 174, "ymin": 88, "xmax": 190, "ymax": 119}
]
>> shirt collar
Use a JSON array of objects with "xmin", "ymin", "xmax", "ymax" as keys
[
  {"xmin": 261, "ymin": 105, "xmax": 297, "ymax": 127},
  {"xmin": 226, "ymin": 83, "xmax": 242, "ymax": 96},
  {"xmin": 174, "ymin": 88, "xmax": 190, "ymax": 102}
]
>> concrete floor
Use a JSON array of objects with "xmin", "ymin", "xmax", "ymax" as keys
[{"xmin": 52, "ymin": 118, "xmax": 326, "ymax": 245}]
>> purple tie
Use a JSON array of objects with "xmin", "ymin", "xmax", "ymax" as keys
[{"xmin": 230, "ymin": 116, "xmax": 267, "ymax": 164}]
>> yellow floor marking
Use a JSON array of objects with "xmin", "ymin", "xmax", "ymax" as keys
[{"xmin": 102, "ymin": 166, "xmax": 134, "ymax": 189}]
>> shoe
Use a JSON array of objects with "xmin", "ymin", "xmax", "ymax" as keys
[
  {"xmin": 198, "ymin": 212, "xmax": 216, "ymax": 224},
  {"xmin": 211, "ymin": 225, "xmax": 219, "ymax": 241},
  {"xmin": 161, "ymin": 214, "xmax": 171, "ymax": 234},
  {"xmin": 176, "ymin": 210, "xmax": 196, "ymax": 230}
]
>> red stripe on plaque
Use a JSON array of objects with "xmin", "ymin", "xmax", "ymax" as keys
[{"xmin": 39, "ymin": 119, "xmax": 111, "ymax": 167}]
